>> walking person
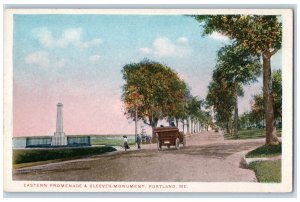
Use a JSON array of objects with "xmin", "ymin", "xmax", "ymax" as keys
[
  {"xmin": 136, "ymin": 134, "xmax": 142, "ymax": 149},
  {"xmin": 123, "ymin": 135, "xmax": 130, "ymax": 151}
]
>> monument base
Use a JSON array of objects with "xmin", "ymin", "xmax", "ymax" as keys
[{"xmin": 51, "ymin": 133, "xmax": 67, "ymax": 146}]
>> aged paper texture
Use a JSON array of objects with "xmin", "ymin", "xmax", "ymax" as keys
[{"xmin": 4, "ymin": 8, "xmax": 293, "ymax": 192}]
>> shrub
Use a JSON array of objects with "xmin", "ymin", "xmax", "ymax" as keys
[
  {"xmin": 13, "ymin": 146, "xmax": 116, "ymax": 164},
  {"xmin": 246, "ymin": 143, "xmax": 282, "ymax": 158}
]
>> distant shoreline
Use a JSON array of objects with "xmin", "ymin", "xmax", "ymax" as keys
[{"xmin": 13, "ymin": 134, "xmax": 136, "ymax": 138}]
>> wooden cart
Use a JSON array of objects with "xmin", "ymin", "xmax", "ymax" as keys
[{"xmin": 153, "ymin": 127, "xmax": 186, "ymax": 150}]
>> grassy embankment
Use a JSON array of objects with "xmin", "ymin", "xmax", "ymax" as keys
[
  {"xmin": 245, "ymin": 140, "xmax": 282, "ymax": 183},
  {"xmin": 246, "ymin": 143, "xmax": 282, "ymax": 158},
  {"xmin": 224, "ymin": 128, "xmax": 282, "ymax": 140},
  {"xmin": 245, "ymin": 143, "xmax": 282, "ymax": 182},
  {"xmin": 247, "ymin": 160, "xmax": 281, "ymax": 183},
  {"xmin": 90, "ymin": 135, "xmax": 135, "ymax": 146},
  {"xmin": 13, "ymin": 146, "xmax": 116, "ymax": 169},
  {"xmin": 224, "ymin": 128, "xmax": 282, "ymax": 182}
]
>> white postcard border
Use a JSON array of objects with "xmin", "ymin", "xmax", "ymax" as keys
[{"xmin": 3, "ymin": 8, "xmax": 294, "ymax": 193}]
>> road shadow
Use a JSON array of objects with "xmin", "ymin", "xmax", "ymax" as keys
[{"xmin": 171, "ymin": 141, "xmax": 264, "ymax": 159}]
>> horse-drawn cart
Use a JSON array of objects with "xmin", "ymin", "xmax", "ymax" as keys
[{"xmin": 153, "ymin": 127, "xmax": 186, "ymax": 150}]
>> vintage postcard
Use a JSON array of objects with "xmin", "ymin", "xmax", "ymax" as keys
[{"xmin": 3, "ymin": 8, "xmax": 293, "ymax": 192}]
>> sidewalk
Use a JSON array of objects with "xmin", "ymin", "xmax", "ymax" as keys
[{"xmin": 243, "ymin": 155, "xmax": 282, "ymax": 165}]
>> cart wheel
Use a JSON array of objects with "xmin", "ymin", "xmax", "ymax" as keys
[
  {"xmin": 157, "ymin": 141, "xmax": 162, "ymax": 150},
  {"xmin": 182, "ymin": 137, "xmax": 186, "ymax": 147},
  {"xmin": 175, "ymin": 138, "xmax": 180, "ymax": 150}
]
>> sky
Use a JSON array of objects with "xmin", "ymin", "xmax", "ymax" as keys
[{"xmin": 13, "ymin": 14, "xmax": 282, "ymax": 137}]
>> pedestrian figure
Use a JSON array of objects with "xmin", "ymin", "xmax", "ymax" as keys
[
  {"xmin": 136, "ymin": 134, "xmax": 142, "ymax": 149},
  {"xmin": 123, "ymin": 135, "xmax": 130, "ymax": 151},
  {"xmin": 146, "ymin": 136, "xmax": 150, "ymax": 144}
]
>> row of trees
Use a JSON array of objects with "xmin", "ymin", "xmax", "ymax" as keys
[
  {"xmin": 121, "ymin": 59, "xmax": 211, "ymax": 136},
  {"xmin": 121, "ymin": 15, "xmax": 282, "ymax": 146},
  {"xmin": 239, "ymin": 69, "xmax": 282, "ymax": 129},
  {"xmin": 194, "ymin": 15, "xmax": 282, "ymax": 145},
  {"xmin": 206, "ymin": 44, "xmax": 261, "ymax": 137}
]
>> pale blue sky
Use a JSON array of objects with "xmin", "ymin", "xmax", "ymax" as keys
[{"xmin": 13, "ymin": 14, "xmax": 282, "ymax": 135}]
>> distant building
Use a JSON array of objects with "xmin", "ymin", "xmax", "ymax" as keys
[
  {"xmin": 67, "ymin": 136, "xmax": 91, "ymax": 147},
  {"xmin": 23, "ymin": 136, "xmax": 91, "ymax": 148},
  {"xmin": 26, "ymin": 136, "xmax": 52, "ymax": 148}
]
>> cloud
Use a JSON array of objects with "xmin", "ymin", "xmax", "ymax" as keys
[
  {"xmin": 140, "ymin": 47, "xmax": 151, "ymax": 54},
  {"xmin": 209, "ymin": 32, "xmax": 230, "ymax": 41},
  {"xmin": 153, "ymin": 37, "xmax": 178, "ymax": 57},
  {"xmin": 24, "ymin": 51, "xmax": 50, "ymax": 68},
  {"xmin": 34, "ymin": 27, "xmax": 102, "ymax": 49},
  {"xmin": 177, "ymin": 37, "xmax": 188, "ymax": 44},
  {"xmin": 53, "ymin": 58, "xmax": 68, "ymax": 68},
  {"xmin": 24, "ymin": 51, "xmax": 67, "ymax": 68},
  {"xmin": 78, "ymin": 38, "xmax": 102, "ymax": 49},
  {"xmin": 141, "ymin": 37, "xmax": 191, "ymax": 57},
  {"xmin": 89, "ymin": 54, "xmax": 101, "ymax": 63}
]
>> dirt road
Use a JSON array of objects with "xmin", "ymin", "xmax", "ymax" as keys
[{"xmin": 13, "ymin": 131, "xmax": 265, "ymax": 182}]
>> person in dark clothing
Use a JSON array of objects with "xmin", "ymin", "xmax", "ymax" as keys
[{"xmin": 136, "ymin": 134, "xmax": 142, "ymax": 149}]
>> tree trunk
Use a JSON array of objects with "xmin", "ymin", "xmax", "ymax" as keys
[
  {"xmin": 263, "ymin": 53, "xmax": 279, "ymax": 145},
  {"xmin": 226, "ymin": 122, "xmax": 230, "ymax": 134},
  {"xmin": 234, "ymin": 96, "xmax": 238, "ymax": 138},
  {"xmin": 149, "ymin": 116, "xmax": 159, "ymax": 140},
  {"xmin": 135, "ymin": 108, "xmax": 138, "ymax": 143},
  {"xmin": 228, "ymin": 118, "xmax": 233, "ymax": 136},
  {"xmin": 187, "ymin": 117, "xmax": 190, "ymax": 134},
  {"xmin": 175, "ymin": 119, "xmax": 179, "ymax": 128}
]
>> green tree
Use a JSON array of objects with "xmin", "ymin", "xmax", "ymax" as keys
[
  {"xmin": 272, "ymin": 69, "xmax": 282, "ymax": 121},
  {"xmin": 194, "ymin": 15, "xmax": 281, "ymax": 145},
  {"xmin": 121, "ymin": 59, "xmax": 188, "ymax": 136},
  {"xmin": 251, "ymin": 94, "xmax": 265, "ymax": 127},
  {"xmin": 174, "ymin": 88, "xmax": 191, "ymax": 132},
  {"xmin": 215, "ymin": 44, "xmax": 261, "ymax": 136},
  {"xmin": 206, "ymin": 43, "xmax": 260, "ymax": 136},
  {"xmin": 206, "ymin": 76, "xmax": 236, "ymax": 134},
  {"xmin": 239, "ymin": 112, "xmax": 251, "ymax": 129},
  {"xmin": 186, "ymin": 96, "xmax": 203, "ymax": 133},
  {"xmin": 251, "ymin": 69, "xmax": 282, "ymax": 128}
]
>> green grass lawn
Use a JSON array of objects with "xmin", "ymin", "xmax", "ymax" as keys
[
  {"xmin": 90, "ymin": 135, "xmax": 135, "ymax": 146},
  {"xmin": 246, "ymin": 143, "xmax": 282, "ymax": 158},
  {"xmin": 91, "ymin": 138, "xmax": 135, "ymax": 146},
  {"xmin": 247, "ymin": 160, "xmax": 281, "ymax": 183},
  {"xmin": 245, "ymin": 141, "xmax": 282, "ymax": 183},
  {"xmin": 13, "ymin": 146, "xmax": 116, "ymax": 165},
  {"xmin": 224, "ymin": 128, "xmax": 282, "ymax": 140}
]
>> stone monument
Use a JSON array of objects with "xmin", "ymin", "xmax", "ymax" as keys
[{"xmin": 51, "ymin": 102, "xmax": 67, "ymax": 146}]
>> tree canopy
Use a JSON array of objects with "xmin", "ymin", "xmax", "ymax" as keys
[
  {"xmin": 272, "ymin": 69, "xmax": 282, "ymax": 119},
  {"xmin": 195, "ymin": 15, "xmax": 282, "ymax": 55},
  {"xmin": 194, "ymin": 15, "xmax": 282, "ymax": 145},
  {"xmin": 216, "ymin": 44, "xmax": 262, "ymax": 84},
  {"xmin": 206, "ymin": 43, "xmax": 261, "ymax": 135},
  {"xmin": 121, "ymin": 59, "xmax": 188, "ymax": 130},
  {"xmin": 251, "ymin": 69, "xmax": 282, "ymax": 124}
]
